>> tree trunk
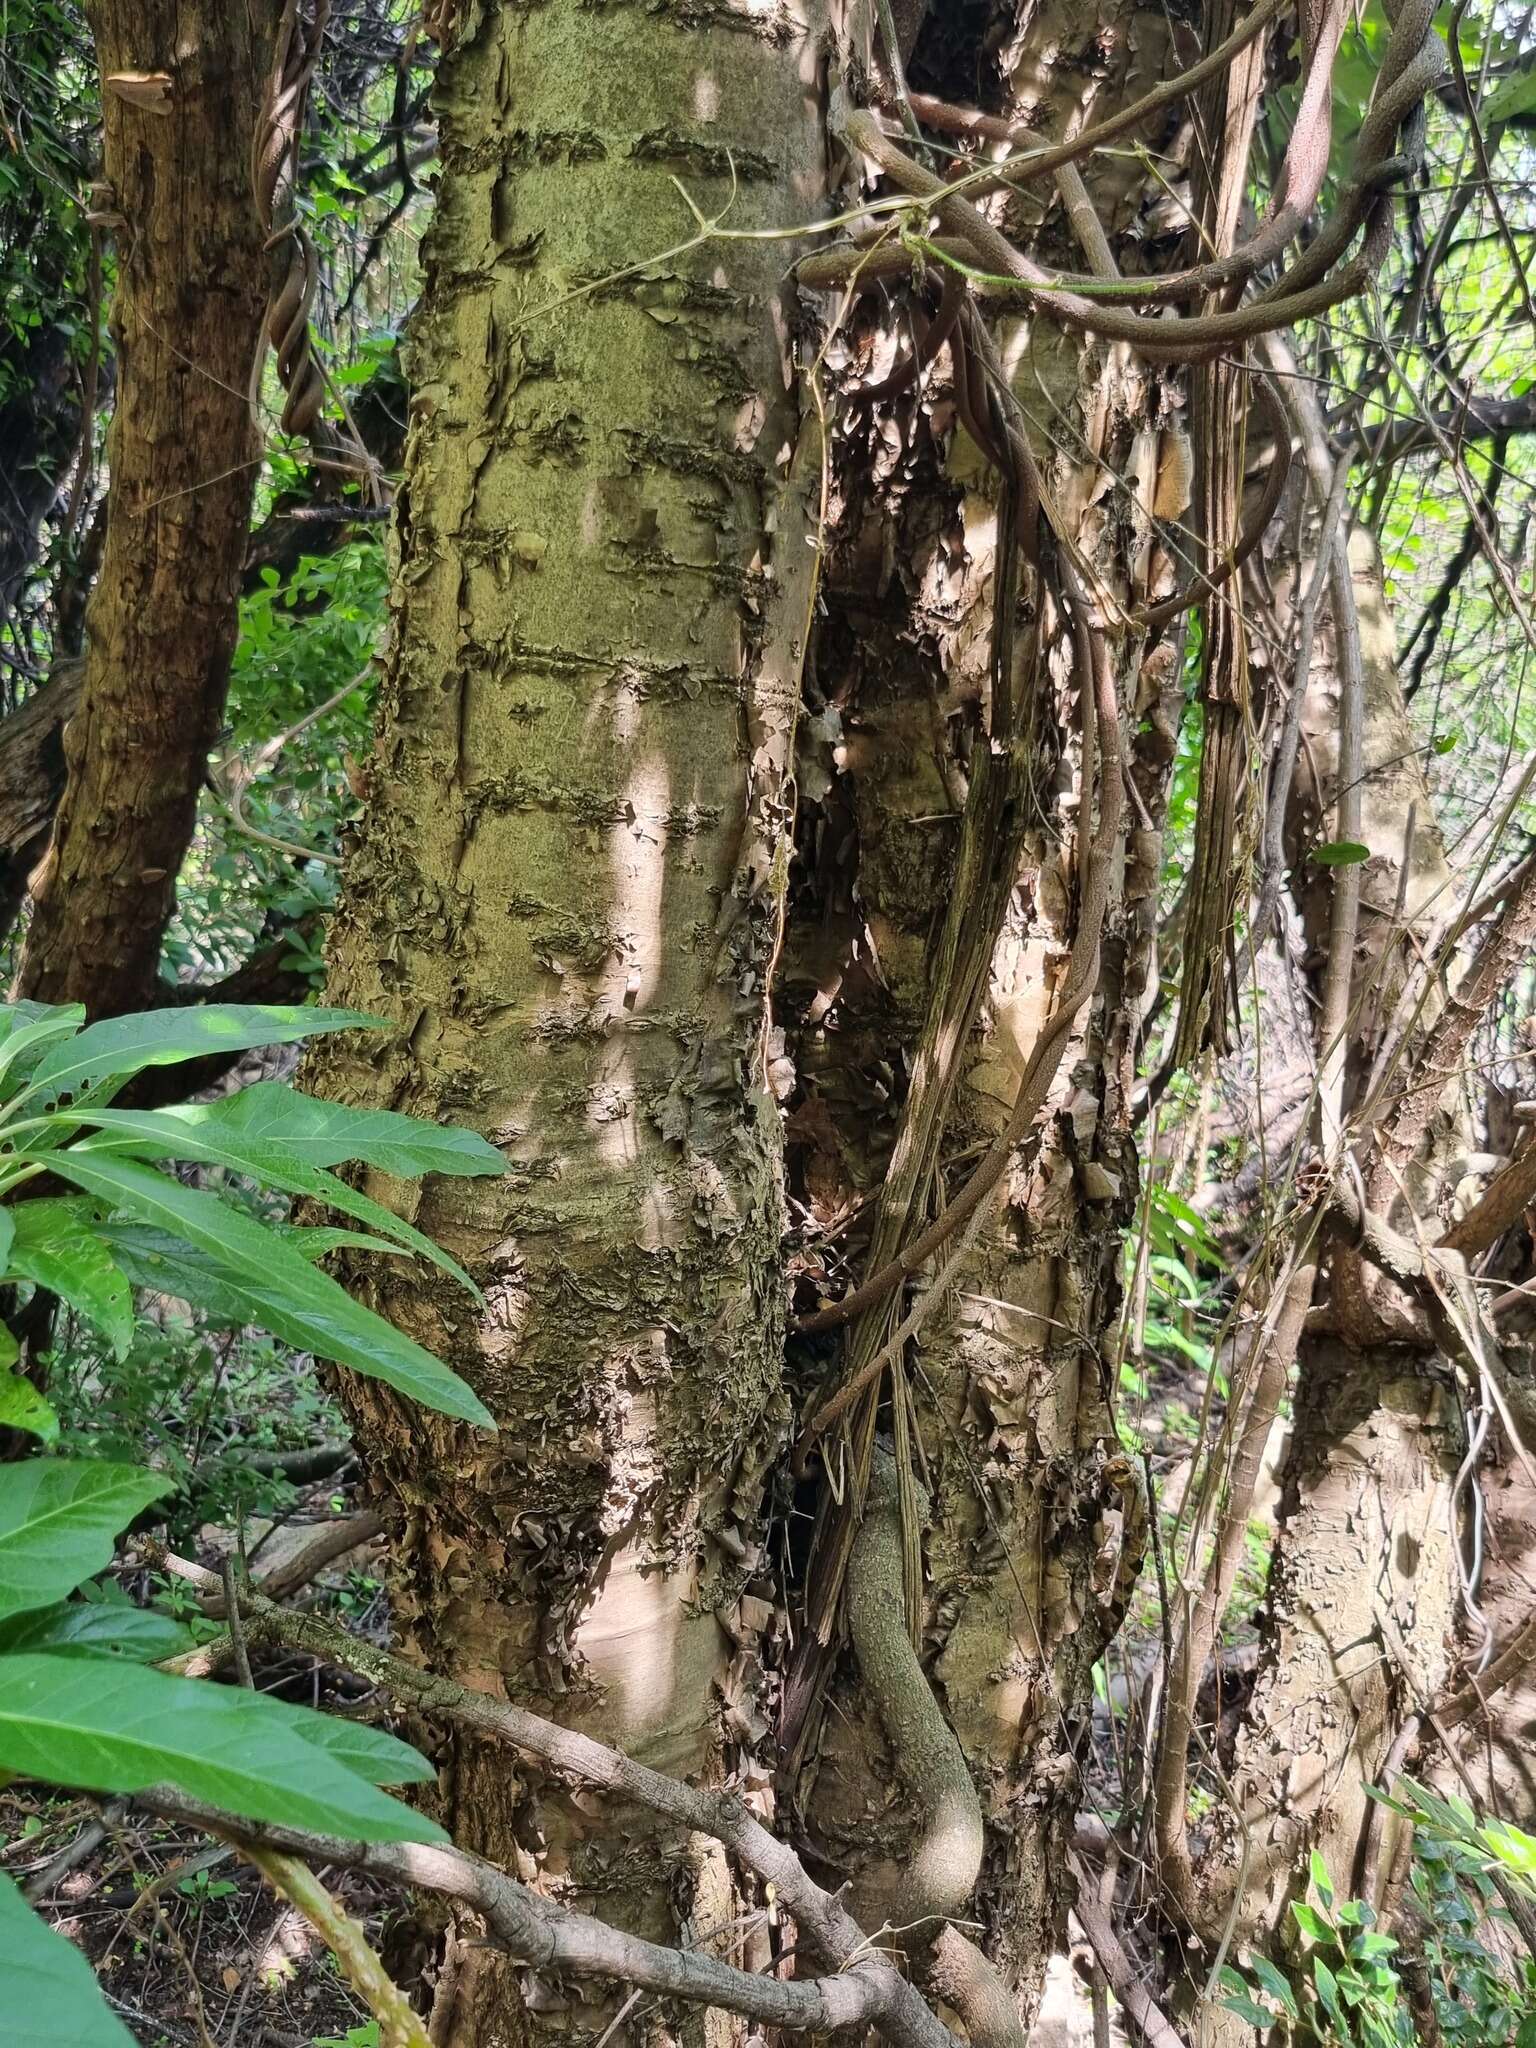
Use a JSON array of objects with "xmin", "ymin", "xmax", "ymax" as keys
[
  {"xmin": 1199, "ymin": 502, "xmax": 1463, "ymax": 2010},
  {"xmin": 308, "ymin": 3, "xmax": 825, "ymax": 2038},
  {"xmin": 16, "ymin": 0, "xmax": 275, "ymax": 1012},
  {"xmin": 308, "ymin": 0, "xmax": 1268, "ymax": 2035}
]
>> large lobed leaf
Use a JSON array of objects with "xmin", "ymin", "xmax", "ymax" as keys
[{"xmin": 0, "ymin": 1653, "xmax": 445, "ymax": 1843}]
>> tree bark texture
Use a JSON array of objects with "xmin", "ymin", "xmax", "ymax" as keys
[
  {"xmin": 307, "ymin": 0, "xmax": 1305, "ymax": 2034},
  {"xmin": 16, "ymin": 0, "xmax": 275, "ymax": 1012},
  {"xmin": 1198, "ymin": 512, "xmax": 1463, "ymax": 2008},
  {"xmin": 309, "ymin": 2, "xmax": 825, "ymax": 2038}
]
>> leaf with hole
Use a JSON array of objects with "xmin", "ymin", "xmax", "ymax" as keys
[
  {"xmin": 7, "ymin": 1199, "xmax": 133, "ymax": 1359},
  {"xmin": 0, "ymin": 1373, "xmax": 58, "ymax": 1445},
  {"xmin": 0, "ymin": 1600, "xmax": 189, "ymax": 1662}
]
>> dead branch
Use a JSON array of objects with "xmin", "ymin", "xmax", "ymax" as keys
[{"xmin": 146, "ymin": 1547, "xmax": 960, "ymax": 2048}]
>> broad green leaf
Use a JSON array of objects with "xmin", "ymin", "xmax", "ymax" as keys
[
  {"xmin": 71, "ymin": 1107, "xmax": 481, "ymax": 1298},
  {"xmin": 1248, "ymin": 1954, "xmax": 1299, "ymax": 2018},
  {"xmin": 0, "ymin": 1001, "xmax": 74, "ymax": 1048},
  {"xmin": 54, "ymin": 1158, "xmax": 492, "ymax": 1427},
  {"xmin": 1309, "ymin": 1846, "xmax": 1335, "ymax": 1908},
  {"xmin": 7, "ymin": 1200, "xmax": 133, "ymax": 1359},
  {"xmin": 0, "ymin": 1207, "xmax": 13, "ymax": 1269},
  {"xmin": 292, "ymin": 1712, "xmax": 438, "ymax": 1788},
  {"xmin": 1312, "ymin": 1956, "xmax": 1343, "ymax": 2024},
  {"xmin": 0, "ymin": 1871, "xmax": 136, "ymax": 2046},
  {"xmin": 23, "ymin": 1005, "xmax": 381, "ymax": 1113},
  {"xmin": 1309, "ymin": 840, "xmax": 1371, "ymax": 866},
  {"xmin": 278, "ymin": 1224, "xmax": 418, "ymax": 1262},
  {"xmin": 100, "ymin": 1221, "xmax": 371, "ymax": 1302},
  {"xmin": 200, "ymin": 1081, "xmax": 505, "ymax": 1178},
  {"xmin": 0, "ymin": 1652, "xmax": 446, "ymax": 1843},
  {"xmin": 1219, "ymin": 1992, "xmax": 1272, "ymax": 2029},
  {"xmin": 0, "ymin": 1004, "xmax": 88, "ymax": 1097},
  {"xmin": 0, "ymin": 1373, "xmax": 58, "ymax": 1445},
  {"xmin": 0, "ymin": 1600, "xmax": 189, "ymax": 1662},
  {"xmin": 0, "ymin": 1461, "xmax": 172, "ymax": 1621},
  {"xmin": 1291, "ymin": 1900, "xmax": 1331, "ymax": 1942},
  {"xmin": 1350, "ymin": 1930, "xmax": 1398, "ymax": 1960}
]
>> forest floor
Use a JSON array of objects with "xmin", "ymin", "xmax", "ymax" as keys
[{"xmin": 9, "ymin": 1303, "xmax": 1229, "ymax": 2046}]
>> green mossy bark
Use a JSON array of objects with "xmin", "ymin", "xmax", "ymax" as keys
[{"xmin": 310, "ymin": 4, "xmax": 824, "ymax": 2039}]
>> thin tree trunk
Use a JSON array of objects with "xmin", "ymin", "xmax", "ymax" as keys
[
  {"xmin": 1199, "ymin": 446, "xmax": 1463, "ymax": 2005},
  {"xmin": 16, "ymin": 0, "xmax": 275, "ymax": 1012}
]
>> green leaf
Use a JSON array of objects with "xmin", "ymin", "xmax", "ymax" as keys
[
  {"xmin": 1249, "ymin": 1954, "xmax": 1300, "ymax": 2018},
  {"xmin": 1310, "ymin": 840, "xmax": 1371, "ymax": 866},
  {"xmin": 0, "ymin": 1461, "xmax": 172, "ymax": 1622},
  {"xmin": 6, "ymin": 1200, "xmax": 133, "ymax": 1359},
  {"xmin": 23, "ymin": 1005, "xmax": 382, "ymax": 1113},
  {"xmin": 199, "ymin": 1082, "xmax": 505, "ymax": 1179},
  {"xmin": 1220, "ymin": 1992, "xmax": 1273, "ymax": 2029},
  {"xmin": 292, "ymin": 1712, "xmax": 438, "ymax": 1788},
  {"xmin": 47, "ymin": 1154, "xmax": 493, "ymax": 1428},
  {"xmin": 1292, "ymin": 1900, "xmax": 1332, "ymax": 1943},
  {"xmin": 71, "ymin": 1106, "xmax": 482, "ymax": 1298},
  {"xmin": 1312, "ymin": 1956, "xmax": 1344, "ymax": 2025},
  {"xmin": 1350, "ymin": 1931, "xmax": 1398, "ymax": 1960},
  {"xmin": 0, "ymin": 1653, "xmax": 446, "ymax": 1843},
  {"xmin": 0, "ymin": 1600, "xmax": 189, "ymax": 1662},
  {"xmin": 1310, "ymin": 1847, "xmax": 1335, "ymax": 1908},
  {"xmin": 279, "ymin": 1225, "xmax": 419, "ymax": 1263},
  {"xmin": 0, "ymin": 1004, "xmax": 88, "ymax": 1096},
  {"xmin": 0, "ymin": 1871, "xmax": 136, "ymax": 2046},
  {"xmin": 1485, "ymin": 66, "xmax": 1536, "ymax": 123},
  {"xmin": 0, "ymin": 1372, "xmax": 58, "ymax": 1445}
]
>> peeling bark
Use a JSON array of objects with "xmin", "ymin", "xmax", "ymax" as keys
[
  {"xmin": 1197, "ymin": 460, "xmax": 1464, "ymax": 2017},
  {"xmin": 776, "ymin": 2, "xmax": 1186, "ymax": 2017},
  {"xmin": 308, "ymin": 3, "xmax": 825, "ymax": 2039}
]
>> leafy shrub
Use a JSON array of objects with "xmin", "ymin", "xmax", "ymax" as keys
[
  {"xmin": 1221, "ymin": 1802, "xmax": 1536, "ymax": 2047},
  {"xmin": 0, "ymin": 999, "xmax": 503, "ymax": 2042}
]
